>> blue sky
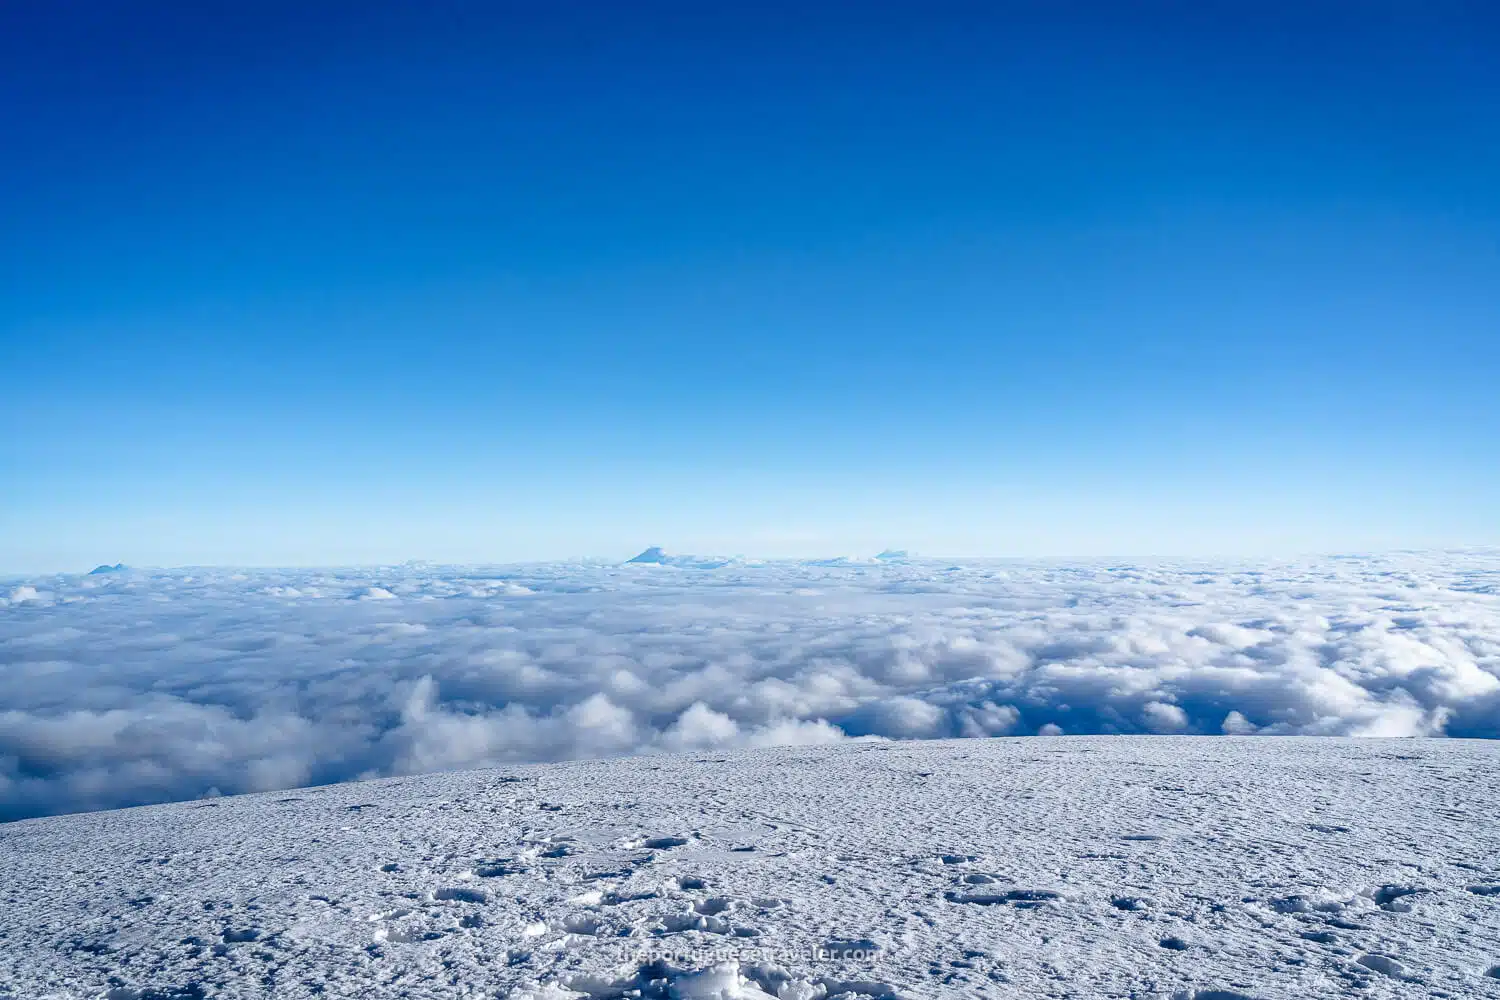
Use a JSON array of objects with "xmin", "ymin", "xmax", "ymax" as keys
[{"xmin": 3, "ymin": 2, "xmax": 1498, "ymax": 572}]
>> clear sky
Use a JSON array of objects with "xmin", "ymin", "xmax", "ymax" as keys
[{"xmin": 3, "ymin": 2, "xmax": 1497, "ymax": 572}]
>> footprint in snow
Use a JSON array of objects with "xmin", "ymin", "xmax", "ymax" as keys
[
  {"xmin": 659, "ymin": 910, "xmax": 753, "ymax": 936},
  {"xmin": 570, "ymin": 887, "xmax": 657, "ymax": 906},
  {"xmin": 641, "ymin": 836, "xmax": 690, "ymax": 850},
  {"xmin": 1370, "ymin": 885, "xmax": 1423, "ymax": 912},
  {"xmin": 946, "ymin": 889, "xmax": 1062, "ymax": 907},
  {"xmin": 1307, "ymin": 823, "xmax": 1351, "ymax": 834},
  {"xmin": 1356, "ymin": 953, "xmax": 1414, "ymax": 980},
  {"xmin": 693, "ymin": 896, "xmax": 732, "ymax": 916},
  {"xmin": 560, "ymin": 913, "xmax": 603, "ymax": 936}
]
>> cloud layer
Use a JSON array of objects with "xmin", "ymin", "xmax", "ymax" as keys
[{"xmin": 3, "ymin": 551, "xmax": 1499, "ymax": 820}]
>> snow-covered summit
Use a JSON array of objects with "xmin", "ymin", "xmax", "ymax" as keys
[{"xmin": 3, "ymin": 736, "xmax": 1498, "ymax": 999}]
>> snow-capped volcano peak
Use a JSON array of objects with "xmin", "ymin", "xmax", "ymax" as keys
[{"xmin": 623, "ymin": 547, "xmax": 737, "ymax": 569}]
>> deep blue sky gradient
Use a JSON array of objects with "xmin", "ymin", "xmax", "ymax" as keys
[{"xmin": 3, "ymin": 2, "xmax": 1498, "ymax": 570}]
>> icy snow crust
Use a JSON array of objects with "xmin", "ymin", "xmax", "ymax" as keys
[
  {"xmin": 3, "ymin": 552, "xmax": 1500, "ymax": 822},
  {"xmin": 3, "ymin": 737, "xmax": 1500, "ymax": 999}
]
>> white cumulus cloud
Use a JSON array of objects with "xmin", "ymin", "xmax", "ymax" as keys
[{"xmin": 1, "ymin": 550, "xmax": 1498, "ymax": 820}]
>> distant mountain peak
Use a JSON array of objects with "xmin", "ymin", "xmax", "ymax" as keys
[
  {"xmin": 89, "ymin": 563, "xmax": 127, "ymax": 575},
  {"xmin": 623, "ymin": 547, "xmax": 737, "ymax": 569}
]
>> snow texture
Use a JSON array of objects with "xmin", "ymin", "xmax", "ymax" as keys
[
  {"xmin": 2, "ymin": 551, "xmax": 1499, "ymax": 821},
  {"xmin": 2, "ymin": 737, "xmax": 1498, "ymax": 998}
]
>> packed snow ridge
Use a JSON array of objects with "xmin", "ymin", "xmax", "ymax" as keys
[
  {"xmin": 2, "ymin": 737, "xmax": 1498, "ymax": 998},
  {"xmin": 1, "ymin": 550, "xmax": 1499, "ymax": 820}
]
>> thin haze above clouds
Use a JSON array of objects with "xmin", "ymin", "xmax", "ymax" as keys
[{"xmin": 3, "ymin": 551, "xmax": 1499, "ymax": 821}]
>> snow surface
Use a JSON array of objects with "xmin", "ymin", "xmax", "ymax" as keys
[
  {"xmin": 3, "ymin": 552, "xmax": 1500, "ymax": 820},
  {"xmin": 3, "ymin": 736, "xmax": 1499, "ymax": 998}
]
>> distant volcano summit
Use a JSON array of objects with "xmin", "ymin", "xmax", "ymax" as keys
[{"xmin": 623, "ymin": 547, "xmax": 737, "ymax": 569}]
